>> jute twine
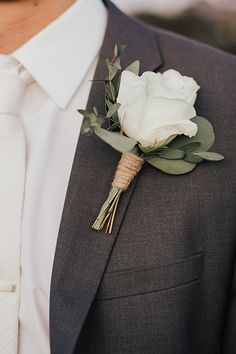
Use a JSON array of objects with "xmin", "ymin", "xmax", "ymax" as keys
[{"xmin": 112, "ymin": 152, "xmax": 144, "ymax": 191}]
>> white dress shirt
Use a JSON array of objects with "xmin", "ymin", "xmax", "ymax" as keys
[{"xmin": 0, "ymin": 1, "xmax": 107, "ymax": 353}]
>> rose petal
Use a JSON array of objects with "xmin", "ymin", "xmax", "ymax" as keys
[
  {"xmin": 117, "ymin": 70, "xmax": 147, "ymax": 105},
  {"xmin": 118, "ymin": 99, "xmax": 146, "ymax": 140},
  {"xmin": 138, "ymin": 119, "xmax": 198, "ymax": 148},
  {"xmin": 141, "ymin": 69, "xmax": 200, "ymax": 104},
  {"xmin": 118, "ymin": 97, "xmax": 196, "ymax": 143},
  {"xmin": 117, "ymin": 69, "xmax": 200, "ymax": 150}
]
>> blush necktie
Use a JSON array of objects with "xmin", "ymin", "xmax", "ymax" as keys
[{"xmin": 0, "ymin": 56, "xmax": 31, "ymax": 354}]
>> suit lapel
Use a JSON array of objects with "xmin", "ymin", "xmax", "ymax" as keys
[{"xmin": 50, "ymin": 2, "xmax": 163, "ymax": 354}]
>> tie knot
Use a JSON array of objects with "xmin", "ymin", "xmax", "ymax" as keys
[{"xmin": 0, "ymin": 55, "xmax": 33, "ymax": 116}]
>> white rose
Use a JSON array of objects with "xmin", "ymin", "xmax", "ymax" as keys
[{"xmin": 117, "ymin": 69, "xmax": 200, "ymax": 151}]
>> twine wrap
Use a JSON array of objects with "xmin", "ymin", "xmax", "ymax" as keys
[{"xmin": 112, "ymin": 152, "xmax": 144, "ymax": 191}]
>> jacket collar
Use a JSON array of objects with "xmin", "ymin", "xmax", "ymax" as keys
[{"xmin": 49, "ymin": 2, "xmax": 163, "ymax": 354}]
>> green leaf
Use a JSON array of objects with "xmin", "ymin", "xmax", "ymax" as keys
[
  {"xmin": 139, "ymin": 144, "xmax": 159, "ymax": 154},
  {"xmin": 81, "ymin": 118, "xmax": 91, "ymax": 134},
  {"xmin": 184, "ymin": 152, "xmax": 203, "ymax": 163},
  {"xmin": 110, "ymin": 66, "xmax": 119, "ymax": 80},
  {"xmin": 157, "ymin": 148, "xmax": 185, "ymax": 160},
  {"xmin": 113, "ymin": 58, "xmax": 121, "ymax": 70},
  {"xmin": 105, "ymin": 81, "xmax": 116, "ymax": 102},
  {"xmin": 116, "ymin": 44, "xmax": 126, "ymax": 57},
  {"xmin": 113, "ymin": 45, "xmax": 126, "ymax": 61},
  {"xmin": 95, "ymin": 127, "xmax": 137, "ymax": 153},
  {"xmin": 181, "ymin": 142, "xmax": 201, "ymax": 152},
  {"xmin": 78, "ymin": 109, "xmax": 92, "ymax": 119},
  {"xmin": 107, "ymin": 102, "xmax": 121, "ymax": 118},
  {"xmin": 106, "ymin": 100, "xmax": 119, "ymax": 125},
  {"xmin": 106, "ymin": 99, "xmax": 112, "ymax": 110},
  {"xmin": 105, "ymin": 58, "xmax": 112, "ymax": 71},
  {"xmin": 106, "ymin": 122, "xmax": 120, "ymax": 131},
  {"xmin": 115, "ymin": 74, "xmax": 121, "ymax": 95},
  {"xmin": 79, "ymin": 109, "xmax": 107, "ymax": 134},
  {"xmin": 146, "ymin": 156, "xmax": 196, "ymax": 175},
  {"xmin": 169, "ymin": 116, "xmax": 215, "ymax": 152},
  {"xmin": 125, "ymin": 60, "xmax": 140, "ymax": 75},
  {"xmin": 114, "ymin": 44, "xmax": 119, "ymax": 57},
  {"xmin": 193, "ymin": 151, "xmax": 224, "ymax": 161}
]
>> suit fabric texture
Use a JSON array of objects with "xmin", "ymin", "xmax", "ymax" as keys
[{"xmin": 49, "ymin": 1, "xmax": 236, "ymax": 353}]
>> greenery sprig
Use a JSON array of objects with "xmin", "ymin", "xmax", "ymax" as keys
[{"xmin": 78, "ymin": 45, "xmax": 224, "ymax": 233}]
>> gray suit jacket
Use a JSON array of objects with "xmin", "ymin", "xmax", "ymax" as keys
[{"xmin": 49, "ymin": 1, "xmax": 236, "ymax": 353}]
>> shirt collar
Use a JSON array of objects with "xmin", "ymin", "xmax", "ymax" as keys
[{"xmin": 13, "ymin": 0, "xmax": 108, "ymax": 109}]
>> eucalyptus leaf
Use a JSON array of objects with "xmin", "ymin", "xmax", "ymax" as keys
[
  {"xmin": 116, "ymin": 44, "xmax": 126, "ymax": 56},
  {"xmin": 78, "ymin": 109, "xmax": 92, "ymax": 119},
  {"xmin": 139, "ymin": 144, "xmax": 158, "ymax": 154},
  {"xmin": 113, "ymin": 58, "xmax": 121, "ymax": 70},
  {"xmin": 125, "ymin": 60, "xmax": 140, "ymax": 75},
  {"xmin": 106, "ymin": 100, "xmax": 119, "ymax": 125},
  {"xmin": 79, "ymin": 111, "xmax": 102, "ymax": 132},
  {"xmin": 106, "ymin": 99, "xmax": 112, "ymax": 110},
  {"xmin": 107, "ymin": 102, "xmax": 121, "ymax": 118},
  {"xmin": 81, "ymin": 118, "xmax": 91, "ymax": 134},
  {"xmin": 181, "ymin": 142, "xmax": 201, "ymax": 152},
  {"xmin": 115, "ymin": 74, "xmax": 121, "ymax": 95},
  {"xmin": 95, "ymin": 127, "xmax": 137, "ymax": 153},
  {"xmin": 89, "ymin": 113, "xmax": 100, "ymax": 126},
  {"xmin": 113, "ymin": 45, "xmax": 126, "ymax": 62},
  {"xmin": 184, "ymin": 152, "xmax": 203, "ymax": 163},
  {"xmin": 105, "ymin": 58, "xmax": 112, "ymax": 72},
  {"xmin": 105, "ymin": 83, "xmax": 113, "ymax": 101},
  {"xmin": 146, "ymin": 156, "xmax": 196, "ymax": 175},
  {"xmin": 157, "ymin": 148, "xmax": 185, "ymax": 160},
  {"xmin": 110, "ymin": 66, "xmax": 119, "ymax": 81},
  {"xmin": 105, "ymin": 81, "xmax": 116, "ymax": 102},
  {"xmin": 114, "ymin": 45, "xmax": 119, "ymax": 57},
  {"xmin": 193, "ymin": 151, "xmax": 224, "ymax": 161},
  {"xmin": 108, "ymin": 125, "xmax": 121, "ymax": 132},
  {"xmin": 97, "ymin": 115, "xmax": 107, "ymax": 121},
  {"xmin": 105, "ymin": 58, "xmax": 111, "ymax": 66},
  {"xmin": 169, "ymin": 116, "xmax": 215, "ymax": 152}
]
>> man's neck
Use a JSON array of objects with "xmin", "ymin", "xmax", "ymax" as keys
[{"xmin": 0, "ymin": 0, "xmax": 75, "ymax": 54}]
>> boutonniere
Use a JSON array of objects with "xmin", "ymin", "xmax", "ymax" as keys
[{"xmin": 78, "ymin": 45, "xmax": 224, "ymax": 234}]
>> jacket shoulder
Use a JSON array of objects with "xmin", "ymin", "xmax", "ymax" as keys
[{"xmin": 151, "ymin": 25, "xmax": 236, "ymax": 74}]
